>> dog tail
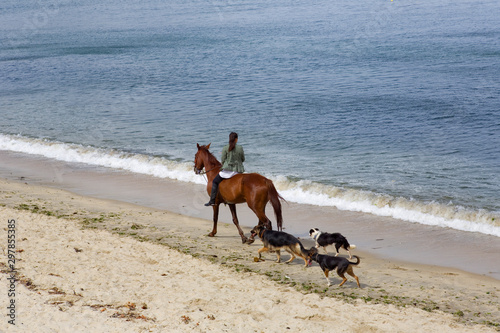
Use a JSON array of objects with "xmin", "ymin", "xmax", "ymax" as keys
[
  {"xmin": 266, "ymin": 179, "xmax": 285, "ymax": 231},
  {"xmin": 349, "ymin": 255, "xmax": 361, "ymax": 265},
  {"xmin": 298, "ymin": 242, "xmax": 308, "ymax": 255},
  {"xmin": 295, "ymin": 242, "xmax": 313, "ymax": 266}
]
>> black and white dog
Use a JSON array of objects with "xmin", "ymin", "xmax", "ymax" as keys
[{"xmin": 309, "ymin": 228, "xmax": 356, "ymax": 258}]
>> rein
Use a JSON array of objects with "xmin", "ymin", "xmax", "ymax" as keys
[
  {"xmin": 194, "ymin": 165, "xmax": 221, "ymax": 183},
  {"xmin": 196, "ymin": 165, "xmax": 219, "ymax": 175}
]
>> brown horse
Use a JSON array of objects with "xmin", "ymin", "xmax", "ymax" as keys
[{"xmin": 194, "ymin": 143, "xmax": 284, "ymax": 243}]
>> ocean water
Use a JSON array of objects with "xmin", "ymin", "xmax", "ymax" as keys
[{"xmin": 1, "ymin": 0, "xmax": 499, "ymax": 236}]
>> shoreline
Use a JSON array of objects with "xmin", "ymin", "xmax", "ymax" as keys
[
  {"xmin": 0, "ymin": 173, "xmax": 499, "ymax": 329},
  {"xmin": 1, "ymin": 150, "xmax": 499, "ymax": 280}
]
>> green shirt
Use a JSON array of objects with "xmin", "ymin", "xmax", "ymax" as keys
[{"xmin": 221, "ymin": 144, "xmax": 245, "ymax": 173}]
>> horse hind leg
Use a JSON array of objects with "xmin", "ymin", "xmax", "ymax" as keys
[
  {"xmin": 243, "ymin": 207, "xmax": 272, "ymax": 245},
  {"xmin": 248, "ymin": 198, "xmax": 273, "ymax": 230},
  {"xmin": 264, "ymin": 218, "xmax": 272, "ymax": 230},
  {"xmin": 255, "ymin": 212, "xmax": 272, "ymax": 230},
  {"xmin": 228, "ymin": 204, "xmax": 248, "ymax": 244}
]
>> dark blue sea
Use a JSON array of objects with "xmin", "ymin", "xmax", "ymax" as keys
[{"xmin": 1, "ymin": 0, "xmax": 499, "ymax": 236}]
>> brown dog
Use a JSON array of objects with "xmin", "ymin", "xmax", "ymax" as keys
[
  {"xmin": 308, "ymin": 247, "xmax": 361, "ymax": 287},
  {"xmin": 250, "ymin": 225, "xmax": 311, "ymax": 267}
]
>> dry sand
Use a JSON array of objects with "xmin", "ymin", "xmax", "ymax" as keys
[{"xmin": 0, "ymin": 178, "xmax": 499, "ymax": 332}]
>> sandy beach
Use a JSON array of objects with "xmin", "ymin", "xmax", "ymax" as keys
[
  {"xmin": 0, "ymin": 176, "xmax": 499, "ymax": 332},
  {"xmin": 2, "ymin": 0, "xmax": 500, "ymax": 331}
]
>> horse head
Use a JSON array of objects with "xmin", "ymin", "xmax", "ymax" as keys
[{"xmin": 194, "ymin": 143, "xmax": 211, "ymax": 174}]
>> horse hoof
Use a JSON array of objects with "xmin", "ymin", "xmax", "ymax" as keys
[
  {"xmin": 208, "ymin": 233, "xmax": 215, "ymax": 237},
  {"xmin": 241, "ymin": 237, "xmax": 248, "ymax": 244},
  {"xmin": 246, "ymin": 238, "xmax": 255, "ymax": 245}
]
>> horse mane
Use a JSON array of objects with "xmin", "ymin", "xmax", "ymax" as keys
[{"xmin": 201, "ymin": 145, "xmax": 222, "ymax": 167}]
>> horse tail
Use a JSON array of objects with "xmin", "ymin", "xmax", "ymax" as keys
[{"xmin": 266, "ymin": 180, "xmax": 285, "ymax": 231}]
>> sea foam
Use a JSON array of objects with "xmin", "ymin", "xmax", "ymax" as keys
[
  {"xmin": 271, "ymin": 177, "xmax": 500, "ymax": 237},
  {"xmin": 0, "ymin": 134, "xmax": 204, "ymax": 185}
]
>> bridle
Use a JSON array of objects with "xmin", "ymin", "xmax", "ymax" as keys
[
  {"xmin": 194, "ymin": 149, "xmax": 221, "ymax": 182},
  {"xmin": 194, "ymin": 163, "xmax": 220, "ymax": 183}
]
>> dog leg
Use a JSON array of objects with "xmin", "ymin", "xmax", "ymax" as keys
[
  {"xmin": 347, "ymin": 267, "xmax": 360, "ymax": 288},
  {"xmin": 257, "ymin": 247, "xmax": 269, "ymax": 262},
  {"xmin": 275, "ymin": 250, "xmax": 281, "ymax": 263},
  {"xmin": 335, "ymin": 244, "xmax": 341, "ymax": 257},
  {"xmin": 347, "ymin": 249, "xmax": 352, "ymax": 259},
  {"xmin": 285, "ymin": 253, "xmax": 296, "ymax": 264},
  {"xmin": 301, "ymin": 256, "xmax": 309, "ymax": 267},
  {"xmin": 338, "ymin": 273, "xmax": 348, "ymax": 287},
  {"xmin": 323, "ymin": 270, "xmax": 331, "ymax": 286},
  {"xmin": 323, "ymin": 246, "xmax": 328, "ymax": 254}
]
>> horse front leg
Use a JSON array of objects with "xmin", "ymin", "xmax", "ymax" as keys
[
  {"xmin": 208, "ymin": 204, "xmax": 220, "ymax": 237},
  {"xmin": 228, "ymin": 204, "xmax": 248, "ymax": 244}
]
